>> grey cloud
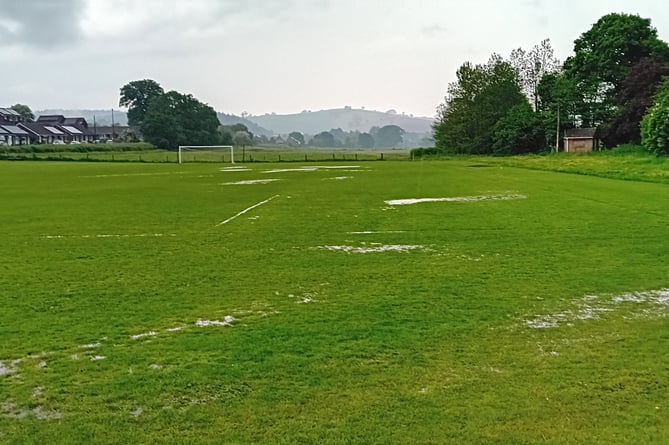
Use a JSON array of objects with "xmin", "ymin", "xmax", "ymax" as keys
[
  {"xmin": 0, "ymin": 0, "xmax": 84, "ymax": 49},
  {"xmin": 209, "ymin": 0, "xmax": 332, "ymax": 24},
  {"xmin": 422, "ymin": 24, "xmax": 449, "ymax": 37}
]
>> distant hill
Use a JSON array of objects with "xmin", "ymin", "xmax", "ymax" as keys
[
  {"xmin": 34, "ymin": 107, "xmax": 433, "ymax": 139},
  {"xmin": 217, "ymin": 113, "xmax": 272, "ymax": 137},
  {"xmin": 247, "ymin": 108, "xmax": 434, "ymax": 135}
]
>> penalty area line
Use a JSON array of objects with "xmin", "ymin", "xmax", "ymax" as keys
[{"xmin": 217, "ymin": 195, "xmax": 280, "ymax": 226}]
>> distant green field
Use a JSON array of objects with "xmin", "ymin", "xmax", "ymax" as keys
[
  {"xmin": 1, "ymin": 143, "xmax": 409, "ymax": 163},
  {"xmin": 0, "ymin": 159, "xmax": 668, "ymax": 444}
]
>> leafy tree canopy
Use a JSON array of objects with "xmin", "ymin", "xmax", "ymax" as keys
[
  {"xmin": 310, "ymin": 131, "xmax": 335, "ymax": 147},
  {"xmin": 563, "ymin": 13, "xmax": 669, "ymax": 126},
  {"xmin": 141, "ymin": 91, "xmax": 220, "ymax": 150},
  {"xmin": 434, "ymin": 54, "xmax": 526, "ymax": 154},
  {"xmin": 288, "ymin": 131, "xmax": 305, "ymax": 145},
  {"xmin": 510, "ymin": 39, "xmax": 560, "ymax": 110},
  {"xmin": 10, "ymin": 104, "xmax": 34, "ymax": 122},
  {"xmin": 232, "ymin": 130, "xmax": 252, "ymax": 147},
  {"xmin": 375, "ymin": 125, "xmax": 405, "ymax": 147},
  {"xmin": 357, "ymin": 132, "xmax": 375, "ymax": 149},
  {"xmin": 641, "ymin": 78, "xmax": 669, "ymax": 155},
  {"xmin": 603, "ymin": 57, "xmax": 669, "ymax": 146},
  {"xmin": 492, "ymin": 102, "xmax": 546, "ymax": 155},
  {"xmin": 119, "ymin": 79, "xmax": 165, "ymax": 126}
]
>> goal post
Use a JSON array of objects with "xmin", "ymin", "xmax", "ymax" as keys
[{"xmin": 178, "ymin": 145, "xmax": 235, "ymax": 164}]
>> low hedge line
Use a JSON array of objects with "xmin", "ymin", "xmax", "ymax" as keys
[{"xmin": 1, "ymin": 142, "xmax": 158, "ymax": 153}]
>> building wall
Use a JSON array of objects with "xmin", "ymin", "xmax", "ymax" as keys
[{"xmin": 565, "ymin": 138, "xmax": 594, "ymax": 152}]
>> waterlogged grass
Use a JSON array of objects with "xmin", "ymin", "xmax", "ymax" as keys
[{"xmin": 0, "ymin": 159, "xmax": 668, "ymax": 443}]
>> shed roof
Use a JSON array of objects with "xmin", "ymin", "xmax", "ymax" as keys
[{"xmin": 564, "ymin": 128, "xmax": 597, "ymax": 138}]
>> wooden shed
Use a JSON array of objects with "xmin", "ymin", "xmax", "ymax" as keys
[{"xmin": 563, "ymin": 128, "xmax": 598, "ymax": 152}]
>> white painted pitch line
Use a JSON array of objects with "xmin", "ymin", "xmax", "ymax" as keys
[
  {"xmin": 79, "ymin": 172, "xmax": 186, "ymax": 178},
  {"xmin": 385, "ymin": 194, "xmax": 527, "ymax": 206},
  {"xmin": 347, "ymin": 231, "xmax": 406, "ymax": 235},
  {"xmin": 312, "ymin": 165, "xmax": 361, "ymax": 169},
  {"xmin": 131, "ymin": 331, "xmax": 157, "ymax": 340},
  {"xmin": 217, "ymin": 195, "xmax": 279, "ymax": 226},
  {"xmin": 263, "ymin": 167, "xmax": 318, "ymax": 174},
  {"xmin": 263, "ymin": 165, "xmax": 362, "ymax": 174},
  {"xmin": 44, "ymin": 234, "xmax": 177, "ymax": 239},
  {"xmin": 318, "ymin": 244, "xmax": 426, "ymax": 253},
  {"xmin": 222, "ymin": 179, "xmax": 282, "ymax": 185},
  {"xmin": 220, "ymin": 167, "xmax": 252, "ymax": 172},
  {"xmin": 196, "ymin": 316, "xmax": 235, "ymax": 327}
]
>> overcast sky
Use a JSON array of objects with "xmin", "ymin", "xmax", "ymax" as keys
[{"xmin": 2, "ymin": 0, "xmax": 668, "ymax": 118}]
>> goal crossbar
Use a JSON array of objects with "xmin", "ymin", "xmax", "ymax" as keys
[{"xmin": 178, "ymin": 145, "xmax": 234, "ymax": 164}]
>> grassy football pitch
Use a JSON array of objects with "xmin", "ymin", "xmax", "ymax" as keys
[{"xmin": 0, "ymin": 159, "xmax": 668, "ymax": 443}]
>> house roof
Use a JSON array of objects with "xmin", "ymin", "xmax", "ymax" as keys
[
  {"xmin": 0, "ymin": 108, "xmax": 21, "ymax": 117},
  {"xmin": 1, "ymin": 125, "xmax": 30, "ymax": 135},
  {"xmin": 564, "ymin": 128, "xmax": 597, "ymax": 138},
  {"xmin": 60, "ymin": 125, "xmax": 84, "ymax": 135},
  {"xmin": 63, "ymin": 117, "xmax": 88, "ymax": 128},
  {"xmin": 19, "ymin": 123, "xmax": 66, "ymax": 136},
  {"xmin": 36, "ymin": 115, "xmax": 66, "ymax": 124}
]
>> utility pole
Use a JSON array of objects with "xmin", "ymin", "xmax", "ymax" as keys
[
  {"xmin": 555, "ymin": 103, "xmax": 560, "ymax": 153},
  {"xmin": 111, "ymin": 108, "xmax": 115, "ymax": 141}
]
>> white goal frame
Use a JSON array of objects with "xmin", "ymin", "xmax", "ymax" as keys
[{"xmin": 178, "ymin": 145, "xmax": 235, "ymax": 164}]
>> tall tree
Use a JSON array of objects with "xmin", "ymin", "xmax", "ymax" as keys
[
  {"xmin": 602, "ymin": 57, "xmax": 669, "ymax": 146},
  {"xmin": 141, "ymin": 91, "xmax": 220, "ymax": 150},
  {"xmin": 232, "ymin": 131, "xmax": 252, "ymax": 147},
  {"xmin": 641, "ymin": 78, "xmax": 669, "ymax": 155},
  {"xmin": 375, "ymin": 125, "xmax": 405, "ymax": 147},
  {"xmin": 10, "ymin": 104, "xmax": 34, "ymax": 122},
  {"xmin": 310, "ymin": 131, "xmax": 335, "ymax": 147},
  {"xmin": 537, "ymin": 72, "xmax": 581, "ymax": 148},
  {"xmin": 492, "ymin": 102, "xmax": 546, "ymax": 154},
  {"xmin": 434, "ymin": 54, "xmax": 526, "ymax": 154},
  {"xmin": 510, "ymin": 39, "xmax": 560, "ymax": 111},
  {"xmin": 288, "ymin": 131, "xmax": 305, "ymax": 145},
  {"xmin": 357, "ymin": 132, "xmax": 375, "ymax": 148},
  {"xmin": 119, "ymin": 79, "xmax": 165, "ymax": 126},
  {"xmin": 563, "ymin": 13, "xmax": 669, "ymax": 128}
]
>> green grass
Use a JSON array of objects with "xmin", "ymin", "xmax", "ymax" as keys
[
  {"xmin": 483, "ymin": 147, "xmax": 669, "ymax": 184},
  {"xmin": 0, "ymin": 158, "xmax": 668, "ymax": 443}
]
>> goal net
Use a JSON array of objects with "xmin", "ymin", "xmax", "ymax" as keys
[{"xmin": 178, "ymin": 145, "xmax": 235, "ymax": 164}]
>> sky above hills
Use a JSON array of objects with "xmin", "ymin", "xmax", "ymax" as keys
[{"xmin": 2, "ymin": 0, "xmax": 668, "ymax": 118}]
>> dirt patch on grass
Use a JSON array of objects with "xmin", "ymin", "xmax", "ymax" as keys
[{"xmin": 0, "ymin": 360, "xmax": 21, "ymax": 377}]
